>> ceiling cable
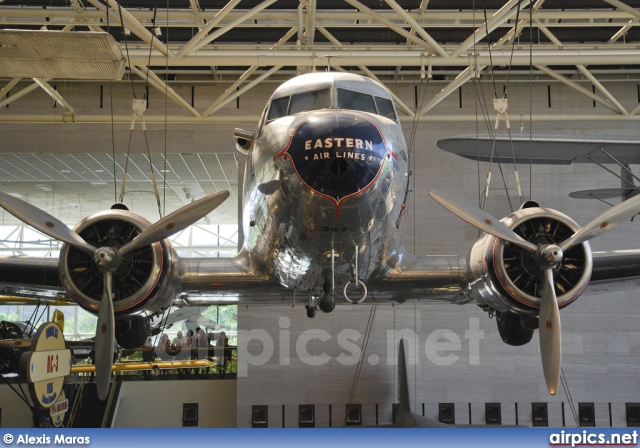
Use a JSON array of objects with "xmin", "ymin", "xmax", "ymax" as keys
[
  {"xmin": 162, "ymin": 0, "xmax": 170, "ymax": 218},
  {"xmin": 105, "ymin": 1, "xmax": 118, "ymax": 204},
  {"xmin": 561, "ymin": 367, "xmax": 580, "ymax": 427},
  {"xmin": 345, "ymin": 304, "xmax": 377, "ymax": 427},
  {"xmin": 117, "ymin": 3, "xmax": 136, "ymax": 100}
]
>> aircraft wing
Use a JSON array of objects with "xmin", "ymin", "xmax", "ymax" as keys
[
  {"xmin": 373, "ymin": 250, "xmax": 640, "ymax": 302},
  {"xmin": 437, "ymin": 134, "xmax": 640, "ymax": 165},
  {"xmin": 0, "ymin": 252, "xmax": 283, "ymax": 306},
  {"xmin": 0, "ymin": 256, "xmax": 71, "ymax": 305},
  {"xmin": 1, "ymin": 249, "xmax": 640, "ymax": 305}
]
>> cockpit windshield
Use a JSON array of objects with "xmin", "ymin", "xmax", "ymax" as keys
[
  {"xmin": 267, "ymin": 88, "xmax": 331, "ymax": 121},
  {"xmin": 337, "ymin": 88, "xmax": 397, "ymax": 122},
  {"xmin": 266, "ymin": 85, "xmax": 398, "ymax": 122}
]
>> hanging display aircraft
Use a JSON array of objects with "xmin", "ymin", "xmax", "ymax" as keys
[{"xmin": 1, "ymin": 72, "xmax": 640, "ymax": 401}]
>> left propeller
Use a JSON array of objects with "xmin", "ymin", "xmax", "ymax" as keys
[
  {"xmin": 429, "ymin": 189, "xmax": 640, "ymax": 395},
  {"xmin": 0, "ymin": 190, "xmax": 230, "ymax": 400}
]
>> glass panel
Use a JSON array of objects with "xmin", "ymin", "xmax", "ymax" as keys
[
  {"xmin": 375, "ymin": 96, "xmax": 397, "ymax": 121},
  {"xmin": 268, "ymin": 96, "xmax": 290, "ymax": 121},
  {"xmin": 337, "ymin": 88, "xmax": 376, "ymax": 114},
  {"xmin": 288, "ymin": 88, "xmax": 331, "ymax": 115}
]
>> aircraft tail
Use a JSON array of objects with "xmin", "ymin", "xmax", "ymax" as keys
[{"xmin": 397, "ymin": 338, "xmax": 411, "ymax": 412}]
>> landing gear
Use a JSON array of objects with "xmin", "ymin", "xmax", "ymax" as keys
[
  {"xmin": 496, "ymin": 312, "xmax": 534, "ymax": 346},
  {"xmin": 0, "ymin": 321, "xmax": 25, "ymax": 374},
  {"xmin": 305, "ymin": 305, "xmax": 316, "ymax": 318},
  {"xmin": 318, "ymin": 293, "xmax": 335, "ymax": 313},
  {"xmin": 318, "ymin": 277, "xmax": 335, "ymax": 313}
]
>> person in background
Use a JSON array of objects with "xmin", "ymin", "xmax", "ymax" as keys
[
  {"xmin": 142, "ymin": 335, "xmax": 153, "ymax": 379},
  {"xmin": 157, "ymin": 334, "xmax": 171, "ymax": 377},
  {"xmin": 185, "ymin": 328, "xmax": 195, "ymax": 376},
  {"xmin": 172, "ymin": 330, "xmax": 187, "ymax": 378},
  {"xmin": 197, "ymin": 329, "xmax": 209, "ymax": 378},
  {"xmin": 214, "ymin": 331, "xmax": 229, "ymax": 377},
  {"xmin": 171, "ymin": 330, "xmax": 183, "ymax": 347}
]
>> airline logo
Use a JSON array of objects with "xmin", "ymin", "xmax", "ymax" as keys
[{"xmin": 276, "ymin": 111, "xmax": 392, "ymax": 207}]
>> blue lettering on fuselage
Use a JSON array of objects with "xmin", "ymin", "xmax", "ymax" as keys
[{"xmin": 276, "ymin": 111, "xmax": 391, "ymax": 205}]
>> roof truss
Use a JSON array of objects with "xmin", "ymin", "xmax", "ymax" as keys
[{"xmin": 1, "ymin": 1, "xmax": 640, "ymax": 123}]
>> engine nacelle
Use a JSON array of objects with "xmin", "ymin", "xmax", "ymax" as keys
[
  {"xmin": 58, "ymin": 210, "xmax": 181, "ymax": 319},
  {"xmin": 469, "ymin": 207, "xmax": 592, "ymax": 315}
]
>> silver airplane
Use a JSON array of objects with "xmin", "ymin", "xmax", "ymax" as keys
[{"xmin": 2, "ymin": 72, "xmax": 640, "ymax": 400}]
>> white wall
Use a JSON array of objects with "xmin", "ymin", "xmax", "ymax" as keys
[
  {"xmin": 113, "ymin": 379, "xmax": 236, "ymax": 428},
  {"xmin": 0, "ymin": 384, "xmax": 35, "ymax": 427}
]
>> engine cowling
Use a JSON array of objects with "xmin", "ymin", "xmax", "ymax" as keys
[
  {"xmin": 469, "ymin": 206, "xmax": 593, "ymax": 315},
  {"xmin": 58, "ymin": 210, "xmax": 181, "ymax": 319}
]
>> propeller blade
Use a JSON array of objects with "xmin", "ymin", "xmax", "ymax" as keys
[
  {"xmin": 559, "ymin": 193, "xmax": 640, "ymax": 252},
  {"xmin": 429, "ymin": 190, "xmax": 538, "ymax": 252},
  {"xmin": 539, "ymin": 268, "xmax": 562, "ymax": 395},
  {"xmin": 0, "ymin": 191, "xmax": 96, "ymax": 255},
  {"xmin": 119, "ymin": 191, "xmax": 230, "ymax": 256},
  {"xmin": 95, "ymin": 270, "xmax": 115, "ymax": 401}
]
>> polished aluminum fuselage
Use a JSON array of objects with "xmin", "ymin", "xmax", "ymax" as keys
[{"xmin": 242, "ymin": 81, "xmax": 409, "ymax": 293}]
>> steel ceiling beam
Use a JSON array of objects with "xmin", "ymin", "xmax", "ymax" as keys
[
  {"xmin": 343, "ymin": 0, "xmax": 440, "ymax": 55},
  {"xmin": 204, "ymin": 65, "xmax": 282, "ymax": 116},
  {"xmin": 129, "ymin": 65, "xmax": 201, "ymax": 117},
  {"xmin": 534, "ymin": 65, "xmax": 620, "ymax": 113},
  {"xmin": 32, "ymin": 78, "xmax": 75, "ymax": 114},
  {"xmin": 383, "ymin": 0, "xmax": 448, "ymax": 58},
  {"xmin": 84, "ymin": 0, "xmax": 173, "ymax": 57},
  {"xmin": 202, "ymin": 27, "xmax": 297, "ymax": 117},
  {"xmin": 303, "ymin": 0, "xmax": 317, "ymax": 47},
  {"xmin": 175, "ymin": 0, "xmax": 241, "ymax": 58},
  {"xmin": 3, "ymin": 7, "xmax": 640, "ymax": 27},
  {"xmin": 534, "ymin": 22, "xmax": 632, "ymax": 116},
  {"xmin": 1, "ymin": 114, "xmax": 640, "ymax": 124},
  {"xmin": 129, "ymin": 48, "xmax": 640, "ymax": 68},
  {"xmin": 450, "ymin": 0, "xmax": 531, "ymax": 58},
  {"xmin": 178, "ymin": 0, "xmax": 278, "ymax": 57},
  {"xmin": 316, "ymin": 25, "xmax": 414, "ymax": 117},
  {"xmin": 418, "ymin": 0, "xmax": 544, "ymax": 116},
  {"xmin": 0, "ymin": 78, "xmax": 20, "ymax": 100},
  {"xmin": 0, "ymin": 79, "xmax": 48, "ymax": 109}
]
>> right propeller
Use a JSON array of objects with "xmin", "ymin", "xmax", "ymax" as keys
[{"xmin": 429, "ymin": 190, "xmax": 640, "ymax": 395}]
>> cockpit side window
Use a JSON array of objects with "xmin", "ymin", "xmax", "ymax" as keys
[
  {"xmin": 374, "ymin": 96, "xmax": 397, "ymax": 121},
  {"xmin": 267, "ymin": 96, "xmax": 290, "ymax": 121},
  {"xmin": 288, "ymin": 88, "xmax": 331, "ymax": 115},
  {"xmin": 337, "ymin": 88, "xmax": 376, "ymax": 114}
]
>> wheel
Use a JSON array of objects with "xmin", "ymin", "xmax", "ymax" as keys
[
  {"xmin": 0, "ymin": 321, "xmax": 25, "ymax": 374},
  {"xmin": 305, "ymin": 305, "xmax": 316, "ymax": 318},
  {"xmin": 318, "ymin": 294, "xmax": 335, "ymax": 313},
  {"xmin": 496, "ymin": 312, "xmax": 534, "ymax": 346}
]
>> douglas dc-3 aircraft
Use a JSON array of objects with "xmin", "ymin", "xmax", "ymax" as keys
[{"xmin": 2, "ymin": 72, "xmax": 640, "ymax": 401}]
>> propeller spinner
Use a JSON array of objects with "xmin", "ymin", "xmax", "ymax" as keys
[
  {"xmin": 429, "ymin": 189, "xmax": 640, "ymax": 394},
  {"xmin": 0, "ymin": 190, "xmax": 229, "ymax": 400}
]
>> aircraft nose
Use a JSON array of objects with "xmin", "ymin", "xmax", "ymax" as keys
[{"xmin": 275, "ymin": 111, "xmax": 395, "ymax": 205}]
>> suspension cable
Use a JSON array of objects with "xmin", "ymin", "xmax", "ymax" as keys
[
  {"xmin": 106, "ymin": 4, "xmax": 117, "ymax": 204},
  {"xmin": 344, "ymin": 304, "xmax": 377, "ymax": 426},
  {"xmin": 561, "ymin": 367, "xmax": 580, "ymax": 427}
]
